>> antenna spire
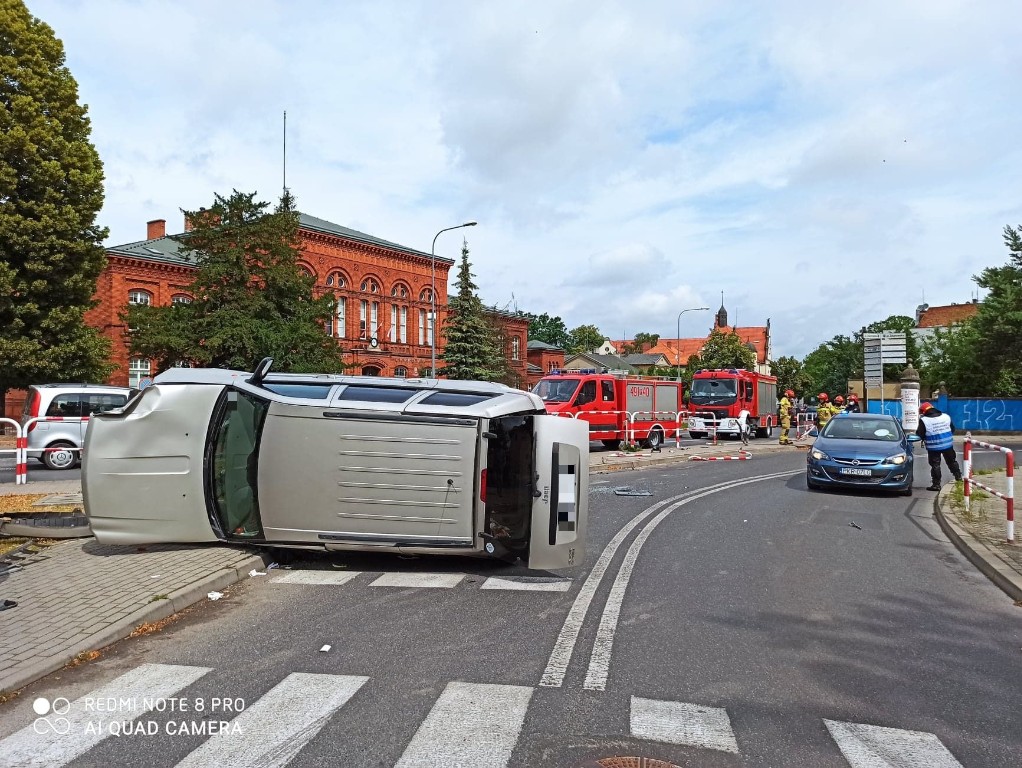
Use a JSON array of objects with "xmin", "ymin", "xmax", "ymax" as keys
[{"xmin": 283, "ymin": 110, "xmax": 287, "ymax": 193}]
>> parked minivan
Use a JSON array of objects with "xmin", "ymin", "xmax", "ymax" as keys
[{"xmin": 21, "ymin": 384, "xmax": 131, "ymax": 469}]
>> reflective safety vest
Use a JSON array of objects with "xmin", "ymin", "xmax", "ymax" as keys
[{"xmin": 921, "ymin": 412, "xmax": 954, "ymax": 451}]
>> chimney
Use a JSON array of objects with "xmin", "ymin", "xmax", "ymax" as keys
[{"xmin": 147, "ymin": 219, "xmax": 166, "ymax": 239}]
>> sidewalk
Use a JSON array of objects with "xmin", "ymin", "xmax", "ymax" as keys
[
  {"xmin": 0, "ymin": 437, "xmax": 796, "ymax": 695},
  {"xmin": 935, "ymin": 471, "xmax": 1022, "ymax": 602}
]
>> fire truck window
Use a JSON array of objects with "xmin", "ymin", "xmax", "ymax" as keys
[
  {"xmin": 576, "ymin": 381, "xmax": 596, "ymax": 406},
  {"xmin": 601, "ymin": 381, "xmax": 614, "ymax": 401}
]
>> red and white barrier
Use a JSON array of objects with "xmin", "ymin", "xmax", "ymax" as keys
[
  {"xmin": 0, "ymin": 417, "xmax": 26, "ymax": 485},
  {"xmin": 690, "ymin": 450, "xmax": 752, "ymax": 461},
  {"xmin": 963, "ymin": 434, "xmax": 1015, "ymax": 543}
]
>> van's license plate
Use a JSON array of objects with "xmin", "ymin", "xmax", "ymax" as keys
[{"xmin": 840, "ymin": 467, "xmax": 872, "ymax": 476}]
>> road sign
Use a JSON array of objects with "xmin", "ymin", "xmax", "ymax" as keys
[{"xmin": 864, "ymin": 377, "xmax": 883, "ymax": 388}]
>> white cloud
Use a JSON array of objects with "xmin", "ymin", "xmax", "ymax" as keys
[{"xmin": 26, "ymin": 0, "xmax": 1022, "ymax": 357}]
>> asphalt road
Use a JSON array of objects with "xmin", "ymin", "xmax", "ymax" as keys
[
  {"xmin": 0, "ymin": 457, "xmax": 81, "ymax": 485},
  {"xmin": 1, "ymin": 449, "xmax": 1020, "ymax": 767}
]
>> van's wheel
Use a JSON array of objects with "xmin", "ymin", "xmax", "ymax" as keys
[
  {"xmin": 43, "ymin": 442, "xmax": 78, "ymax": 470},
  {"xmin": 645, "ymin": 428, "xmax": 664, "ymax": 450},
  {"xmin": 601, "ymin": 439, "xmax": 621, "ymax": 449}
]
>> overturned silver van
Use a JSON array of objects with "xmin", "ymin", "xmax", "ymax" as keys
[{"xmin": 82, "ymin": 360, "xmax": 588, "ymax": 570}]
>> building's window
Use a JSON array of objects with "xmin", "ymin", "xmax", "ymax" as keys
[
  {"xmin": 171, "ymin": 294, "xmax": 192, "ymax": 305},
  {"xmin": 399, "ymin": 306, "xmax": 407, "ymax": 343},
  {"xmin": 419, "ymin": 288, "xmax": 432, "ymax": 302},
  {"xmin": 326, "ymin": 272, "xmax": 346, "ymax": 288},
  {"xmin": 334, "ymin": 297, "xmax": 346, "ymax": 338},
  {"xmin": 391, "ymin": 284, "xmax": 409, "ymax": 299},
  {"xmin": 427, "ymin": 312, "xmax": 434, "ymax": 347},
  {"xmin": 511, "ymin": 336, "xmax": 520, "ymax": 361},
  {"xmin": 389, "ymin": 305, "xmax": 397, "ymax": 342},
  {"xmin": 360, "ymin": 366, "xmax": 382, "ymax": 376},
  {"xmin": 418, "ymin": 309, "xmax": 426, "ymax": 345},
  {"xmin": 128, "ymin": 357, "xmax": 151, "ymax": 387},
  {"xmin": 361, "ymin": 278, "xmax": 380, "ymax": 293},
  {"xmin": 548, "ymin": 361, "xmax": 557, "ymax": 372},
  {"xmin": 128, "ymin": 289, "xmax": 152, "ymax": 306},
  {"xmin": 394, "ymin": 366, "xmax": 408, "ymax": 378},
  {"xmin": 300, "ymin": 265, "xmax": 314, "ymax": 278},
  {"xmin": 360, "ymin": 300, "xmax": 368, "ymax": 339},
  {"xmin": 370, "ymin": 301, "xmax": 379, "ymax": 339}
]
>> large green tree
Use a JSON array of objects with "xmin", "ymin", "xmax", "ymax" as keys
[
  {"xmin": 694, "ymin": 328, "xmax": 756, "ymax": 371},
  {"xmin": 770, "ymin": 355, "xmax": 811, "ymax": 398},
  {"xmin": 440, "ymin": 240, "xmax": 507, "ymax": 381},
  {"xmin": 0, "ymin": 0, "xmax": 112, "ymax": 416},
  {"xmin": 521, "ymin": 311, "xmax": 570, "ymax": 349},
  {"xmin": 918, "ymin": 321, "xmax": 985, "ymax": 396},
  {"xmin": 126, "ymin": 190, "xmax": 346, "ymax": 373},
  {"xmin": 621, "ymin": 331, "xmax": 660, "ymax": 355},
  {"xmin": 966, "ymin": 225, "xmax": 1022, "ymax": 395},
  {"xmin": 567, "ymin": 324, "xmax": 604, "ymax": 355},
  {"xmin": 802, "ymin": 334, "xmax": 860, "ymax": 397}
]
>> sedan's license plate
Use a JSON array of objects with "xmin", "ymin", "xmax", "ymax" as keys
[{"xmin": 840, "ymin": 467, "xmax": 872, "ymax": 476}]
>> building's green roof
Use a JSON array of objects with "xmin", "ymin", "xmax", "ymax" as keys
[{"xmin": 106, "ymin": 213, "xmax": 451, "ymax": 267}]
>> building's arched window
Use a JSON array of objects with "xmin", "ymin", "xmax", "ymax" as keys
[
  {"xmin": 391, "ymin": 284, "xmax": 409, "ymax": 298},
  {"xmin": 128, "ymin": 289, "xmax": 152, "ymax": 306},
  {"xmin": 128, "ymin": 357, "xmax": 151, "ymax": 387},
  {"xmin": 299, "ymin": 265, "xmax": 315, "ymax": 278},
  {"xmin": 394, "ymin": 366, "xmax": 408, "ymax": 378},
  {"xmin": 419, "ymin": 288, "xmax": 433, "ymax": 302},
  {"xmin": 171, "ymin": 294, "xmax": 192, "ymax": 305},
  {"xmin": 330, "ymin": 297, "xmax": 346, "ymax": 338},
  {"xmin": 361, "ymin": 278, "xmax": 380, "ymax": 294},
  {"xmin": 326, "ymin": 272, "xmax": 347, "ymax": 288},
  {"xmin": 361, "ymin": 365, "xmax": 381, "ymax": 376},
  {"xmin": 511, "ymin": 336, "xmax": 521, "ymax": 361}
]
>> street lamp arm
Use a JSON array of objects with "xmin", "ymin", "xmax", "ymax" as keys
[{"xmin": 675, "ymin": 306, "xmax": 711, "ymax": 381}]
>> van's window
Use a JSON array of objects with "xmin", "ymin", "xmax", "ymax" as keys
[
  {"xmin": 210, "ymin": 391, "xmax": 269, "ymax": 540},
  {"xmin": 577, "ymin": 381, "xmax": 597, "ymax": 406},
  {"xmin": 420, "ymin": 392, "xmax": 495, "ymax": 407},
  {"xmin": 45, "ymin": 394, "xmax": 82, "ymax": 418},
  {"xmin": 263, "ymin": 383, "xmax": 333, "ymax": 400},
  {"xmin": 601, "ymin": 381, "xmax": 614, "ymax": 402},
  {"xmin": 484, "ymin": 415, "xmax": 535, "ymax": 552},
  {"xmin": 82, "ymin": 393, "xmax": 128, "ymax": 416},
  {"xmin": 336, "ymin": 386, "xmax": 415, "ymax": 404}
]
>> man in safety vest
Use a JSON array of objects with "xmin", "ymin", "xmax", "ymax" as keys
[
  {"xmin": 917, "ymin": 401, "xmax": 963, "ymax": 491},
  {"xmin": 815, "ymin": 393, "xmax": 835, "ymax": 429},
  {"xmin": 844, "ymin": 394, "xmax": 861, "ymax": 413},
  {"xmin": 778, "ymin": 389, "xmax": 795, "ymax": 445}
]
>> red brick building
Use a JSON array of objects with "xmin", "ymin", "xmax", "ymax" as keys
[
  {"xmin": 82, "ymin": 212, "xmax": 530, "ymax": 390},
  {"xmin": 526, "ymin": 340, "xmax": 565, "ymax": 388}
]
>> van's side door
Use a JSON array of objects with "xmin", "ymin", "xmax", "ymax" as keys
[{"xmin": 528, "ymin": 415, "xmax": 588, "ymax": 570}]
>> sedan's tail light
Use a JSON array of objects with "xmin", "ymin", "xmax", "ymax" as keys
[{"xmin": 479, "ymin": 468, "xmax": 487, "ymax": 503}]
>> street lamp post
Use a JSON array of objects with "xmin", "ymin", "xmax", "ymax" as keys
[
  {"xmin": 675, "ymin": 307, "xmax": 710, "ymax": 380},
  {"xmin": 431, "ymin": 221, "xmax": 477, "ymax": 377}
]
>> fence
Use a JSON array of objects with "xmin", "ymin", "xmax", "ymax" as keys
[
  {"xmin": 552, "ymin": 409, "xmax": 693, "ymax": 448},
  {"xmin": 963, "ymin": 434, "xmax": 1015, "ymax": 543},
  {"xmin": 0, "ymin": 416, "xmax": 89, "ymax": 485},
  {"xmin": 867, "ymin": 395, "xmax": 1022, "ymax": 432}
]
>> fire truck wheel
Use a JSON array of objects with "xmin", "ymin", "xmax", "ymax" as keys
[
  {"xmin": 645, "ymin": 428, "xmax": 664, "ymax": 450},
  {"xmin": 689, "ymin": 431, "xmax": 706, "ymax": 440}
]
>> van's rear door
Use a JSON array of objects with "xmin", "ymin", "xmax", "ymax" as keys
[{"xmin": 527, "ymin": 415, "xmax": 588, "ymax": 570}]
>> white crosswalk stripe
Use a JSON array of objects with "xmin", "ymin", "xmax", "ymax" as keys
[
  {"xmin": 630, "ymin": 696, "xmax": 739, "ymax": 753},
  {"xmin": 270, "ymin": 571, "xmax": 572, "ymax": 591},
  {"xmin": 394, "ymin": 681, "xmax": 534, "ymax": 768},
  {"xmin": 824, "ymin": 719, "xmax": 965, "ymax": 768},
  {"xmin": 175, "ymin": 673, "xmax": 368, "ymax": 768},
  {"xmin": 0, "ymin": 663, "xmax": 210, "ymax": 768}
]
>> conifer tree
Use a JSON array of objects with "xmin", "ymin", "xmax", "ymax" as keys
[
  {"xmin": 0, "ymin": 0, "xmax": 112, "ymax": 415},
  {"xmin": 439, "ymin": 241, "xmax": 506, "ymax": 381},
  {"xmin": 126, "ymin": 190, "xmax": 346, "ymax": 373}
]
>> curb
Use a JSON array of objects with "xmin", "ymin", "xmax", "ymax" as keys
[
  {"xmin": 1, "ymin": 550, "xmax": 270, "ymax": 694},
  {"xmin": 933, "ymin": 487, "xmax": 1022, "ymax": 603}
]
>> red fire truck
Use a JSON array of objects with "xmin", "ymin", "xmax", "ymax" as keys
[
  {"xmin": 687, "ymin": 368, "xmax": 777, "ymax": 440},
  {"xmin": 532, "ymin": 370, "xmax": 683, "ymax": 449}
]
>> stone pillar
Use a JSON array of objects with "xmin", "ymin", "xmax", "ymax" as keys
[{"xmin": 900, "ymin": 363, "xmax": 921, "ymax": 432}]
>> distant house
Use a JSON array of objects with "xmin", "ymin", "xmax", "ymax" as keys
[
  {"xmin": 595, "ymin": 339, "xmax": 618, "ymax": 355},
  {"xmin": 645, "ymin": 301, "xmax": 772, "ymax": 375},
  {"xmin": 526, "ymin": 339, "xmax": 565, "ymax": 388},
  {"xmin": 913, "ymin": 301, "xmax": 980, "ymax": 342},
  {"xmin": 621, "ymin": 353, "xmax": 669, "ymax": 374},
  {"xmin": 562, "ymin": 352, "xmax": 635, "ymax": 375}
]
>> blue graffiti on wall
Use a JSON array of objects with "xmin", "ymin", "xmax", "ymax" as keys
[{"xmin": 868, "ymin": 395, "xmax": 1022, "ymax": 432}]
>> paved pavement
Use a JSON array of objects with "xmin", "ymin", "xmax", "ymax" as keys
[{"xmin": 1, "ymin": 434, "xmax": 1018, "ymax": 697}]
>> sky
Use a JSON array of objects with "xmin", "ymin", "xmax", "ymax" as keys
[{"xmin": 29, "ymin": 0, "xmax": 1022, "ymax": 359}]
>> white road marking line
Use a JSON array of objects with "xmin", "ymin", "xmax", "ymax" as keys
[
  {"xmin": 630, "ymin": 696, "xmax": 739, "ymax": 754},
  {"xmin": 574, "ymin": 470, "xmax": 798, "ymax": 691},
  {"xmin": 271, "ymin": 570, "xmax": 362, "ymax": 585},
  {"xmin": 0, "ymin": 663, "xmax": 210, "ymax": 768},
  {"xmin": 480, "ymin": 577, "xmax": 572, "ymax": 591},
  {"xmin": 394, "ymin": 681, "xmax": 533, "ymax": 768},
  {"xmin": 175, "ymin": 673, "xmax": 368, "ymax": 768},
  {"xmin": 824, "ymin": 719, "xmax": 964, "ymax": 768},
  {"xmin": 370, "ymin": 572, "xmax": 464, "ymax": 588}
]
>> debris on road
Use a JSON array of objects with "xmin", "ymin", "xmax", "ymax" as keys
[
  {"xmin": 249, "ymin": 568, "xmax": 266, "ymax": 577},
  {"xmin": 849, "ymin": 522, "xmax": 862, "ymax": 530},
  {"xmin": 207, "ymin": 591, "xmax": 223, "ymax": 601},
  {"xmin": 614, "ymin": 488, "xmax": 653, "ymax": 496},
  {"xmin": 320, "ymin": 645, "xmax": 331, "ymax": 652}
]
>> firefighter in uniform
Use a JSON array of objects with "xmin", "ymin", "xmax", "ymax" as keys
[
  {"xmin": 834, "ymin": 395, "xmax": 845, "ymax": 411},
  {"xmin": 815, "ymin": 393, "xmax": 835, "ymax": 429},
  {"xmin": 917, "ymin": 401, "xmax": 963, "ymax": 491},
  {"xmin": 778, "ymin": 389, "xmax": 795, "ymax": 445},
  {"xmin": 844, "ymin": 394, "xmax": 861, "ymax": 413}
]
